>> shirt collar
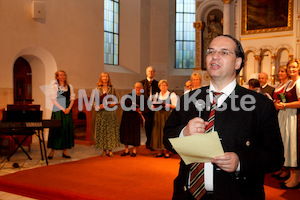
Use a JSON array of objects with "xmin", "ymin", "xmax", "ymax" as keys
[
  {"xmin": 261, "ymin": 83, "xmax": 268, "ymax": 88},
  {"xmin": 147, "ymin": 78, "xmax": 153, "ymax": 82},
  {"xmin": 209, "ymin": 79, "xmax": 237, "ymax": 106}
]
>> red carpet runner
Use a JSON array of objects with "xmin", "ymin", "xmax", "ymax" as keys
[{"xmin": 0, "ymin": 146, "xmax": 299, "ymax": 199}]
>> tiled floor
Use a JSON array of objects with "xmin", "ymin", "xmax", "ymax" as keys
[{"xmin": 0, "ymin": 129, "xmax": 146, "ymax": 199}]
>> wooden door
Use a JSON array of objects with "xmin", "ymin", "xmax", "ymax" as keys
[{"xmin": 13, "ymin": 57, "xmax": 33, "ymax": 105}]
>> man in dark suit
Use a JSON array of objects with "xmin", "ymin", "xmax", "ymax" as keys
[
  {"xmin": 140, "ymin": 66, "xmax": 160, "ymax": 149},
  {"xmin": 258, "ymin": 72, "xmax": 275, "ymax": 97},
  {"xmin": 163, "ymin": 35, "xmax": 284, "ymax": 200}
]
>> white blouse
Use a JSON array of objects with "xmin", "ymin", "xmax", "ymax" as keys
[
  {"xmin": 49, "ymin": 83, "xmax": 75, "ymax": 101},
  {"xmin": 152, "ymin": 91, "xmax": 178, "ymax": 107}
]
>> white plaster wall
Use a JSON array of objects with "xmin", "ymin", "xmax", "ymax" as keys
[
  {"xmin": 0, "ymin": 0, "xmax": 191, "ymax": 114},
  {"xmin": 0, "ymin": 0, "xmax": 104, "ymax": 113},
  {"xmin": 3, "ymin": 0, "xmax": 298, "ymax": 114}
]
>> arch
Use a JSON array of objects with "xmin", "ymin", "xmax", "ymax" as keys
[
  {"xmin": 13, "ymin": 46, "xmax": 58, "ymax": 118},
  {"xmin": 276, "ymin": 46, "xmax": 292, "ymax": 70},
  {"xmin": 276, "ymin": 44, "xmax": 293, "ymax": 69},
  {"xmin": 260, "ymin": 45, "xmax": 276, "ymax": 55},
  {"xmin": 244, "ymin": 46, "xmax": 258, "ymax": 59},
  {"xmin": 196, "ymin": 0, "xmax": 224, "ymax": 21},
  {"xmin": 196, "ymin": 0, "xmax": 223, "ymax": 67},
  {"xmin": 243, "ymin": 47, "xmax": 257, "ymax": 82},
  {"xmin": 276, "ymin": 43, "xmax": 293, "ymax": 55}
]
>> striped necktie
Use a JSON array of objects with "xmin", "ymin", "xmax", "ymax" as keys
[{"xmin": 189, "ymin": 92, "xmax": 222, "ymax": 200}]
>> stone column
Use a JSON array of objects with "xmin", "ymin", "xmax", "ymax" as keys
[
  {"xmin": 254, "ymin": 55, "xmax": 261, "ymax": 73},
  {"xmin": 193, "ymin": 21, "xmax": 205, "ymax": 70},
  {"xmin": 222, "ymin": 0, "xmax": 233, "ymax": 35},
  {"xmin": 271, "ymin": 55, "xmax": 277, "ymax": 85}
]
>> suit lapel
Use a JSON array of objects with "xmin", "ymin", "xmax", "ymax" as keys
[{"xmin": 215, "ymin": 85, "xmax": 241, "ymax": 133}]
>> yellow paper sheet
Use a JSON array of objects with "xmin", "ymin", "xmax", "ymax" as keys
[{"xmin": 169, "ymin": 131, "xmax": 224, "ymax": 165}]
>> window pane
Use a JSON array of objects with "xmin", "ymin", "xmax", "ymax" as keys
[
  {"xmin": 104, "ymin": 0, "xmax": 119, "ymax": 65},
  {"xmin": 175, "ymin": 0, "xmax": 195, "ymax": 69}
]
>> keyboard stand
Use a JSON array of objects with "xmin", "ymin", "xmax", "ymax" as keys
[{"xmin": 6, "ymin": 134, "xmax": 33, "ymax": 161}]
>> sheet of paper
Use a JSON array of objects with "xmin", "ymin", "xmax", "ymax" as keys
[{"xmin": 169, "ymin": 131, "xmax": 224, "ymax": 165}]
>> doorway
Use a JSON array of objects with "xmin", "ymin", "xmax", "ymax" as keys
[{"xmin": 13, "ymin": 57, "xmax": 33, "ymax": 105}]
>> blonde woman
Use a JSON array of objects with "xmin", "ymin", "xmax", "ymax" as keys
[
  {"xmin": 277, "ymin": 59, "xmax": 300, "ymax": 189},
  {"xmin": 47, "ymin": 70, "xmax": 75, "ymax": 159},
  {"xmin": 273, "ymin": 65, "xmax": 290, "ymax": 102},
  {"xmin": 93, "ymin": 72, "xmax": 120, "ymax": 157},
  {"xmin": 190, "ymin": 72, "xmax": 202, "ymax": 90}
]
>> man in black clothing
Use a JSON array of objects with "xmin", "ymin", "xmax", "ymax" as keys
[
  {"xmin": 258, "ymin": 72, "xmax": 275, "ymax": 97},
  {"xmin": 140, "ymin": 66, "xmax": 160, "ymax": 150},
  {"xmin": 164, "ymin": 35, "xmax": 284, "ymax": 200}
]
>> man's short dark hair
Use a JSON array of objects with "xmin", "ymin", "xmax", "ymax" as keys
[
  {"xmin": 222, "ymin": 35, "xmax": 245, "ymax": 76},
  {"xmin": 248, "ymin": 78, "xmax": 260, "ymax": 88}
]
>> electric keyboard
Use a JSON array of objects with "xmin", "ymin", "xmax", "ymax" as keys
[{"xmin": 0, "ymin": 120, "xmax": 61, "ymax": 129}]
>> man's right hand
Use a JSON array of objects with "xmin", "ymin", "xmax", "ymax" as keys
[{"xmin": 183, "ymin": 117, "xmax": 209, "ymax": 136}]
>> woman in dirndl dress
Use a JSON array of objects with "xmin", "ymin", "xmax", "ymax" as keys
[
  {"xmin": 277, "ymin": 59, "xmax": 300, "ymax": 189},
  {"xmin": 271, "ymin": 65, "xmax": 290, "ymax": 179},
  {"xmin": 273, "ymin": 65, "xmax": 290, "ymax": 102},
  {"xmin": 47, "ymin": 70, "xmax": 75, "ymax": 159},
  {"xmin": 150, "ymin": 79, "xmax": 178, "ymax": 158}
]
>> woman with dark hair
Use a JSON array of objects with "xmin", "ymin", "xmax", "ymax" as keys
[
  {"xmin": 93, "ymin": 72, "xmax": 120, "ymax": 157},
  {"xmin": 277, "ymin": 59, "xmax": 300, "ymax": 189},
  {"xmin": 47, "ymin": 70, "xmax": 75, "ymax": 159}
]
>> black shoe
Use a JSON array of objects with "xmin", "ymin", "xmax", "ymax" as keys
[
  {"xmin": 276, "ymin": 173, "xmax": 290, "ymax": 180},
  {"xmin": 131, "ymin": 153, "xmax": 136, "ymax": 157},
  {"xmin": 156, "ymin": 153, "xmax": 164, "ymax": 157},
  {"xmin": 280, "ymin": 182, "xmax": 300, "ymax": 189},
  {"xmin": 270, "ymin": 173, "xmax": 281, "ymax": 178},
  {"xmin": 121, "ymin": 152, "xmax": 130, "ymax": 156},
  {"xmin": 62, "ymin": 153, "xmax": 71, "ymax": 158},
  {"xmin": 47, "ymin": 156, "xmax": 53, "ymax": 160},
  {"xmin": 279, "ymin": 181, "xmax": 286, "ymax": 187}
]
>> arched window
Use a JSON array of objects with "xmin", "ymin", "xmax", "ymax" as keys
[
  {"xmin": 175, "ymin": 0, "xmax": 195, "ymax": 69},
  {"xmin": 104, "ymin": 0, "xmax": 119, "ymax": 65}
]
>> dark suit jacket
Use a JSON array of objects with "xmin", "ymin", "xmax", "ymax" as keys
[
  {"xmin": 261, "ymin": 84, "xmax": 274, "ymax": 97},
  {"xmin": 140, "ymin": 79, "xmax": 160, "ymax": 113},
  {"xmin": 163, "ymin": 85, "xmax": 284, "ymax": 200},
  {"xmin": 140, "ymin": 79, "xmax": 160, "ymax": 97}
]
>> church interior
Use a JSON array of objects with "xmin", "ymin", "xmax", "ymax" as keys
[
  {"xmin": 0, "ymin": 0, "xmax": 299, "ymax": 119},
  {"xmin": 0, "ymin": 0, "xmax": 300, "ymax": 199}
]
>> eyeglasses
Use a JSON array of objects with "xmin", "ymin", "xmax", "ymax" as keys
[{"xmin": 206, "ymin": 49, "xmax": 235, "ymax": 57}]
